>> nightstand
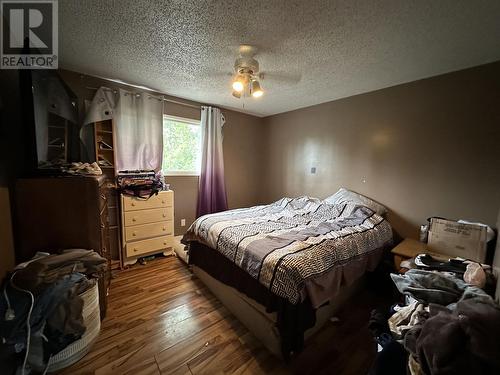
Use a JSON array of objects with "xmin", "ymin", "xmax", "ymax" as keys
[{"xmin": 391, "ymin": 238, "xmax": 444, "ymax": 273}]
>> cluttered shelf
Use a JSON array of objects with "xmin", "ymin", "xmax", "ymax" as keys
[{"xmin": 391, "ymin": 238, "xmax": 461, "ymax": 274}]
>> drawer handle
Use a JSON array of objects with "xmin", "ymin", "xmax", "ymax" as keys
[
  {"xmin": 133, "ymin": 248, "xmax": 138, "ymax": 252},
  {"xmin": 162, "ymin": 213, "xmax": 166, "ymax": 218},
  {"xmin": 132, "ymin": 217, "xmax": 136, "ymax": 222},
  {"xmin": 131, "ymin": 202, "xmax": 135, "ymax": 206},
  {"xmin": 163, "ymin": 241, "xmax": 167, "ymax": 246},
  {"xmin": 162, "ymin": 200, "xmax": 165, "ymax": 204},
  {"xmin": 132, "ymin": 232, "xmax": 137, "ymax": 236},
  {"xmin": 162, "ymin": 227, "xmax": 166, "ymax": 231}
]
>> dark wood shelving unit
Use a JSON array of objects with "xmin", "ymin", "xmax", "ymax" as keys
[
  {"xmin": 46, "ymin": 112, "xmax": 68, "ymax": 163},
  {"xmin": 93, "ymin": 119, "xmax": 123, "ymax": 270}
]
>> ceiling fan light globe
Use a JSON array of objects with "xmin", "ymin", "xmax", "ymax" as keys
[
  {"xmin": 232, "ymin": 80, "xmax": 244, "ymax": 92},
  {"xmin": 251, "ymin": 80, "xmax": 263, "ymax": 98}
]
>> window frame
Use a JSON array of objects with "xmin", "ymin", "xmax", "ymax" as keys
[{"xmin": 162, "ymin": 114, "xmax": 202, "ymax": 177}]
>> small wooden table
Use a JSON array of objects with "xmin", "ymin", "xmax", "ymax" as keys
[{"xmin": 391, "ymin": 238, "xmax": 445, "ymax": 273}]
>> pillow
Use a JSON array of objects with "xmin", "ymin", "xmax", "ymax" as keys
[
  {"xmin": 289, "ymin": 196, "xmax": 323, "ymax": 210},
  {"xmin": 324, "ymin": 188, "xmax": 387, "ymax": 216}
]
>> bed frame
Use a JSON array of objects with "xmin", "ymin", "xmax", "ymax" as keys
[{"xmin": 192, "ymin": 265, "xmax": 367, "ymax": 359}]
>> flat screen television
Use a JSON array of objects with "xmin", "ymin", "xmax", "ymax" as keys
[
  {"xmin": 32, "ymin": 70, "xmax": 80, "ymax": 168},
  {"xmin": 22, "ymin": 69, "xmax": 89, "ymax": 173}
]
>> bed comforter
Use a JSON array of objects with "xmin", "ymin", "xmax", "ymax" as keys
[{"xmin": 183, "ymin": 196, "xmax": 393, "ymax": 305}]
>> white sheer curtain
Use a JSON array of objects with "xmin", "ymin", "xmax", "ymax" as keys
[
  {"xmin": 82, "ymin": 87, "xmax": 117, "ymax": 162},
  {"xmin": 83, "ymin": 87, "xmax": 116, "ymax": 125},
  {"xmin": 114, "ymin": 89, "xmax": 164, "ymax": 172}
]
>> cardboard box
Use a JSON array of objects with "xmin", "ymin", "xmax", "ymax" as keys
[{"xmin": 427, "ymin": 218, "xmax": 487, "ymax": 263}]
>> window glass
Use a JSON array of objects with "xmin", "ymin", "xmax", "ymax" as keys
[{"xmin": 162, "ymin": 116, "xmax": 201, "ymax": 175}]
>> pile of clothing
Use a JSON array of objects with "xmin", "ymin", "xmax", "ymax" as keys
[
  {"xmin": 370, "ymin": 268, "xmax": 500, "ymax": 375},
  {"xmin": 62, "ymin": 162, "xmax": 102, "ymax": 176},
  {"xmin": 117, "ymin": 170, "xmax": 165, "ymax": 198},
  {"xmin": 0, "ymin": 249, "xmax": 107, "ymax": 374}
]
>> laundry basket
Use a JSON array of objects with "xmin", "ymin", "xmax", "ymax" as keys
[{"xmin": 28, "ymin": 282, "xmax": 101, "ymax": 372}]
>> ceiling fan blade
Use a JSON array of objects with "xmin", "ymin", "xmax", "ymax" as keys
[
  {"xmin": 259, "ymin": 71, "xmax": 302, "ymax": 86},
  {"xmin": 209, "ymin": 72, "xmax": 233, "ymax": 79},
  {"xmin": 199, "ymin": 70, "xmax": 233, "ymax": 82}
]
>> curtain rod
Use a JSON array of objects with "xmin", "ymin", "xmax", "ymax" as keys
[
  {"xmin": 85, "ymin": 86, "xmax": 201, "ymax": 110},
  {"xmin": 164, "ymin": 98, "xmax": 200, "ymax": 109}
]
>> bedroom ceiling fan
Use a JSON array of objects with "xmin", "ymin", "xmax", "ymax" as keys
[
  {"xmin": 231, "ymin": 45, "xmax": 264, "ymax": 99},
  {"xmin": 213, "ymin": 45, "xmax": 301, "ymax": 101}
]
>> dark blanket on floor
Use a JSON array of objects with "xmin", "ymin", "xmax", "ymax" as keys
[{"xmin": 404, "ymin": 298, "xmax": 500, "ymax": 375}]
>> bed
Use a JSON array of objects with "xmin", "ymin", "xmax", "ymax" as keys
[{"xmin": 183, "ymin": 193, "xmax": 393, "ymax": 359}]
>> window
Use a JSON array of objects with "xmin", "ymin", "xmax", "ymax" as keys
[{"xmin": 162, "ymin": 115, "xmax": 202, "ymax": 175}]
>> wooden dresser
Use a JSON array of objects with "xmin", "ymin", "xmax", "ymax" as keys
[
  {"xmin": 120, "ymin": 190, "xmax": 175, "ymax": 265},
  {"xmin": 13, "ymin": 176, "xmax": 112, "ymax": 318}
]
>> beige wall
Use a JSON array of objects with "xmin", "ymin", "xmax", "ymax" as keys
[
  {"xmin": 262, "ymin": 62, "xmax": 500, "ymax": 240},
  {"xmin": 59, "ymin": 69, "xmax": 265, "ymax": 236},
  {"xmin": 222, "ymin": 109, "xmax": 265, "ymax": 209}
]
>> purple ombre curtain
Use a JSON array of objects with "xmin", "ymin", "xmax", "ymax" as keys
[{"xmin": 196, "ymin": 106, "xmax": 228, "ymax": 217}]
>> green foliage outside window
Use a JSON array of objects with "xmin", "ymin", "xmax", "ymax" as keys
[{"xmin": 162, "ymin": 118, "xmax": 201, "ymax": 174}]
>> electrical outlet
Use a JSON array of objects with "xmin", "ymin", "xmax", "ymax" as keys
[
  {"xmin": 180, "ymin": 219, "xmax": 186, "ymax": 227},
  {"xmin": 310, "ymin": 167, "xmax": 317, "ymax": 174}
]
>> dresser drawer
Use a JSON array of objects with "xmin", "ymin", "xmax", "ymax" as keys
[
  {"xmin": 123, "ymin": 207, "xmax": 173, "ymax": 227},
  {"xmin": 122, "ymin": 191, "xmax": 173, "ymax": 211},
  {"xmin": 125, "ymin": 221, "xmax": 173, "ymax": 242},
  {"xmin": 126, "ymin": 235, "xmax": 173, "ymax": 257}
]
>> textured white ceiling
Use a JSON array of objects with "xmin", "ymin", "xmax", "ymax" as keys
[{"xmin": 59, "ymin": 0, "xmax": 500, "ymax": 117}]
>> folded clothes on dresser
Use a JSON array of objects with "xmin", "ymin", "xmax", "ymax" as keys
[{"xmin": 117, "ymin": 170, "xmax": 164, "ymax": 198}]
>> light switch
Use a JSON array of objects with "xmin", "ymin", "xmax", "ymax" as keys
[{"xmin": 180, "ymin": 219, "xmax": 186, "ymax": 227}]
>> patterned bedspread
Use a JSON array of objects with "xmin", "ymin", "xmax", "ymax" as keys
[{"xmin": 183, "ymin": 196, "xmax": 393, "ymax": 304}]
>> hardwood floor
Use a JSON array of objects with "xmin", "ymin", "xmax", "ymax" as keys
[{"xmin": 61, "ymin": 256, "xmax": 391, "ymax": 375}]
